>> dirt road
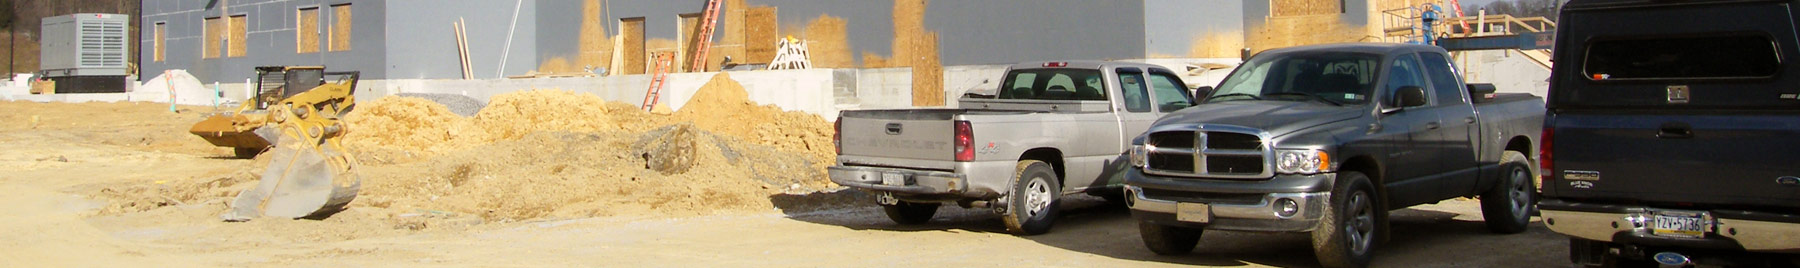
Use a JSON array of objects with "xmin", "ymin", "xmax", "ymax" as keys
[{"xmin": 0, "ymin": 100, "xmax": 1567, "ymax": 267}]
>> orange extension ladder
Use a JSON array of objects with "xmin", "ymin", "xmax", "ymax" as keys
[
  {"xmin": 642, "ymin": 52, "xmax": 675, "ymax": 112},
  {"xmin": 688, "ymin": 0, "xmax": 724, "ymax": 72}
]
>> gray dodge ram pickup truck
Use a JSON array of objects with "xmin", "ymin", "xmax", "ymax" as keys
[
  {"xmin": 1123, "ymin": 43, "xmax": 1544, "ymax": 267},
  {"xmin": 1541, "ymin": 0, "xmax": 1800, "ymax": 266},
  {"xmin": 831, "ymin": 61, "xmax": 1197, "ymax": 235}
]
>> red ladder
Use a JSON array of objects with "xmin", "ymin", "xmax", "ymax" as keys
[
  {"xmin": 688, "ymin": 0, "xmax": 724, "ymax": 72},
  {"xmin": 643, "ymin": 52, "xmax": 675, "ymax": 112}
]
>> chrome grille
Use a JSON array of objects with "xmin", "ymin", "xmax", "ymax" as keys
[{"xmin": 1142, "ymin": 125, "xmax": 1273, "ymax": 179}]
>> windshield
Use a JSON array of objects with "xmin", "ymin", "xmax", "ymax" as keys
[
  {"xmin": 998, "ymin": 69, "xmax": 1107, "ymax": 101},
  {"xmin": 1208, "ymin": 52, "xmax": 1380, "ymax": 105}
]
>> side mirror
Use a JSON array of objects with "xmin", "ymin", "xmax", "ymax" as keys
[
  {"xmin": 1393, "ymin": 86, "xmax": 1428, "ymax": 108},
  {"xmin": 1192, "ymin": 86, "xmax": 1214, "ymax": 102}
]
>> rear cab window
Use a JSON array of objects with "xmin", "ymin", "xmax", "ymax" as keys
[{"xmin": 999, "ymin": 69, "xmax": 1107, "ymax": 101}]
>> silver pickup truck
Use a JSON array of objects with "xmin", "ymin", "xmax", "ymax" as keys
[{"xmin": 830, "ymin": 61, "xmax": 1197, "ymax": 235}]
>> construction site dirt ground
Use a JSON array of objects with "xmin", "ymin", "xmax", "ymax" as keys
[{"xmin": 0, "ymin": 86, "xmax": 1568, "ymax": 267}]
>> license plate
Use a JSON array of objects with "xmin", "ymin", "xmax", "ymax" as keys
[
  {"xmin": 880, "ymin": 173, "xmax": 905, "ymax": 186},
  {"xmin": 1651, "ymin": 210, "xmax": 1710, "ymax": 238},
  {"xmin": 1176, "ymin": 203, "xmax": 1211, "ymax": 223}
]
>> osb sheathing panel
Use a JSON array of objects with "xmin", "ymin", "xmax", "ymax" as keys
[
  {"xmin": 1185, "ymin": 31, "xmax": 1245, "ymax": 58},
  {"xmin": 578, "ymin": 0, "xmax": 611, "ymax": 70},
  {"xmin": 861, "ymin": 52, "xmax": 889, "ymax": 68},
  {"xmin": 797, "ymin": 15, "xmax": 850, "ymax": 68},
  {"xmin": 745, "ymin": 7, "xmax": 777, "ymax": 63},
  {"xmin": 893, "ymin": 0, "xmax": 942, "ymax": 106},
  {"xmin": 298, "ymin": 8, "xmax": 320, "ymax": 53},
  {"xmin": 331, "ymin": 4, "xmax": 352, "ymax": 51},
  {"xmin": 621, "ymin": 18, "xmax": 646, "ymax": 75},
  {"xmin": 1273, "ymin": 0, "xmax": 1342, "ymax": 17},
  {"xmin": 911, "ymin": 33, "xmax": 943, "ymax": 107},
  {"xmin": 679, "ymin": 14, "xmax": 701, "ymax": 72},
  {"xmin": 716, "ymin": 0, "xmax": 747, "ymax": 69},
  {"xmin": 203, "ymin": 17, "xmax": 222, "ymax": 59},
  {"xmin": 228, "ymin": 15, "xmax": 247, "ymax": 57},
  {"xmin": 1248, "ymin": 14, "xmax": 1367, "ymax": 53},
  {"xmin": 153, "ymin": 23, "xmax": 165, "ymax": 61}
]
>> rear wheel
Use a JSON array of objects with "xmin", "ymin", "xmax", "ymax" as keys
[
  {"xmin": 1481, "ymin": 151, "xmax": 1535, "ymax": 234},
  {"xmin": 1312, "ymin": 171, "xmax": 1378, "ymax": 268},
  {"xmin": 881, "ymin": 201, "xmax": 939, "ymax": 225},
  {"xmin": 1139, "ymin": 221, "xmax": 1202, "ymax": 255},
  {"xmin": 1002, "ymin": 160, "xmax": 1060, "ymax": 235}
]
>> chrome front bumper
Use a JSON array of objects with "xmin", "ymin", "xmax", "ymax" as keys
[
  {"xmin": 1125, "ymin": 185, "xmax": 1329, "ymax": 232},
  {"xmin": 828, "ymin": 165, "xmax": 968, "ymax": 195},
  {"xmin": 1541, "ymin": 199, "xmax": 1800, "ymax": 253}
]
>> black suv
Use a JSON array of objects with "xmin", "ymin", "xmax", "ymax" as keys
[{"xmin": 1540, "ymin": 0, "xmax": 1800, "ymax": 266}]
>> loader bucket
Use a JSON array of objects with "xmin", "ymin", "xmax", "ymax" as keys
[
  {"xmin": 188, "ymin": 114, "xmax": 271, "ymax": 149},
  {"xmin": 220, "ymin": 130, "xmax": 360, "ymax": 221}
]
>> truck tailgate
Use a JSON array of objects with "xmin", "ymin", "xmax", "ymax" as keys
[
  {"xmin": 1551, "ymin": 113, "xmax": 1800, "ymax": 207},
  {"xmin": 838, "ymin": 109, "xmax": 964, "ymax": 165}
]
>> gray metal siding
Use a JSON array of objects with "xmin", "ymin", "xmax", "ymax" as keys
[
  {"xmin": 385, "ymin": 0, "xmax": 537, "ymax": 80},
  {"xmin": 139, "ymin": 0, "xmax": 387, "ymax": 83},
  {"xmin": 924, "ymin": 1, "xmax": 1146, "ymax": 65},
  {"xmin": 1144, "ymin": 0, "xmax": 1242, "ymax": 58}
]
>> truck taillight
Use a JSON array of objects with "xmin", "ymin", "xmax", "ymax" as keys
[
  {"xmin": 954, "ymin": 121, "xmax": 974, "ymax": 162},
  {"xmin": 833, "ymin": 118, "xmax": 842, "ymax": 155},
  {"xmin": 1540, "ymin": 128, "xmax": 1553, "ymax": 182}
]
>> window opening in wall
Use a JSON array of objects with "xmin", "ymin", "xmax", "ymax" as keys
[
  {"xmin": 329, "ymin": 4, "xmax": 352, "ymax": 51},
  {"xmin": 153, "ymin": 22, "xmax": 165, "ymax": 62},
  {"xmin": 228, "ymin": 15, "xmax": 247, "ymax": 57},
  {"xmin": 298, "ymin": 7, "xmax": 320, "ymax": 53},
  {"xmin": 203, "ymin": 17, "xmax": 222, "ymax": 59}
]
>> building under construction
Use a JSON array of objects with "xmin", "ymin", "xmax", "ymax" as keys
[{"xmin": 137, "ymin": 0, "xmax": 1507, "ymax": 82}]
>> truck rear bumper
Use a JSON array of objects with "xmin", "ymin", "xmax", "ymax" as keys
[
  {"xmin": 1541, "ymin": 198, "xmax": 1800, "ymax": 253},
  {"xmin": 1124, "ymin": 184, "xmax": 1329, "ymax": 232},
  {"xmin": 829, "ymin": 165, "xmax": 968, "ymax": 196}
]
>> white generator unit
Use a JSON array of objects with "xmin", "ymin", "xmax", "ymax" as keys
[{"xmin": 39, "ymin": 13, "xmax": 130, "ymax": 93}]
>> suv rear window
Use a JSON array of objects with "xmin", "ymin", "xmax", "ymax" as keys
[
  {"xmin": 1584, "ymin": 35, "xmax": 1781, "ymax": 80},
  {"xmin": 999, "ymin": 69, "xmax": 1106, "ymax": 101}
]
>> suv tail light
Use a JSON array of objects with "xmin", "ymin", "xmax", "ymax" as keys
[
  {"xmin": 833, "ymin": 118, "xmax": 842, "ymax": 155},
  {"xmin": 1540, "ymin": 127, "xmax": 1553, "ymax": 182},
  {"xmin": 954, "ymin": 120, "xmax": 974, "ymax": 162}
]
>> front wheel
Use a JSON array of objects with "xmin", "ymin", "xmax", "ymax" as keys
[
  {"xmin": 1312, "ymin": 171, "xmax": 1378, "ymax": 268},
  {"xmin": 1139, "ymin": 221, "xmax": 1202, "ymax": 255},
  {"xmin": 1002, "ymin": 160, "xmax": 1061, "ymax": 235},
  {"xmin": 1481, "ymin": 150, "xmax": 1535, "ymax": 234},
  {"xmin": 881, "ymin": 201, "xmax": 939, "ymax": 225}
]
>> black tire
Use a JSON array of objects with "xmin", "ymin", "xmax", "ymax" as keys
[
  {"xmin": 882, "ymin": 200, "xmax": 939, "ymax": 225},
  {"xmin": 1481, "ymin": 151, "xmax": 1535, "ymax": 234},
  {"xmin": 1312, "ymin": 171, "xmax": 1379, "ymax": 268},
  {"xmin": 1139, "ymin": 221, "xmax": 1202, "ymax": 255},
  {"xmin": 1002, "ymin": 160, "xmax": 1061, "ymax": 235},
  {"xmin": 234, "ymin": 147, "xmax": 264, "ymax": 159}
]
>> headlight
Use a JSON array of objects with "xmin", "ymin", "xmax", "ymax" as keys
[
  {"xmin": 1276, "ymin": 149, "xmax": 1330, "ymax": 174},
  {"xmin": 1129, "ymin": 144, "xmax": 1152, "ymax": 168}
]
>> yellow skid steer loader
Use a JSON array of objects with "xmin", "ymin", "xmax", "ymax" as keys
[{"xmin": 190, "ymin": 66, "xmax": 362, "ymax": 221}]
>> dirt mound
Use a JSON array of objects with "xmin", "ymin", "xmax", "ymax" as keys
[
  {"xmin": 674, "ymin": 73, "xmax": 836, "ymax": 174},
  {"xmin": 330, "ymin": 73, "xmax": 833, "ymax": 223}
]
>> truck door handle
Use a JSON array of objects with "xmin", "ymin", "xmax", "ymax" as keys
[
  {"xmin": 1425, "ymin": 122, "xmax": 1440, "ymax": 130},
  {"xmin": 1658, "ymin": 122, "xmax": 1693, "ymax": 139},
  {"xmin": 1464, "ymin": 117, "xmax": 1476, "ymax": 124}
]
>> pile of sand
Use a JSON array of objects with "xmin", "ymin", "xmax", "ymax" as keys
[{"xmin": 332, "ymin": 73, "xmax": 834, "ymax": 223}]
